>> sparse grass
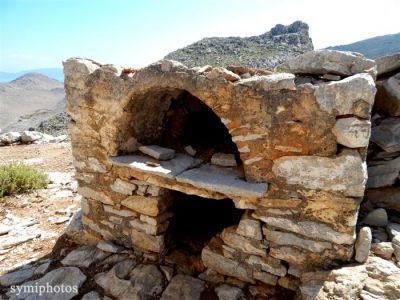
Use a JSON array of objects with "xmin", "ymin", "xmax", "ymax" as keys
[{"xmin": 0, "ymin": 163, "xmax": 48, "ymax": 197}]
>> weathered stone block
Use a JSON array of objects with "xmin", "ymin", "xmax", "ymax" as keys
[
  {"xmin": 129, "ymin": 218, "xmax": 169, "ymax": 235},
  {"xmin": 121, "ymin": 195, "xmax": 172, "ymax": 217},
  {"xmin": 139, "ymin": 145, "xmax": 176, "ymax": 160},
  {"xmin": 272, "ymin": 152, "xmax": 367, "ymax": 197},
  {"xmin": 355, "ymin": 227, "xmax": 372, "ymax": 263},
  {"xmin": 110, "ymin": 179, "xmax": 137, "ymax": 195},
  {"xmin": 221, "ymin": 226, "xmax": 267, "ymax": 256},
  {"xmin": 246, "ymin": 255, "xmax": 287, "ymax": 277},
  {"xmin": 131, "ymin": 229, "xmax": 165, "ymax": 253},
  {"xmin": 237, "ymin": 210, "xmax": 263, "ymax": 240},
  {"xmin": 257, "ymin": 216, "xmax": 355, "ymax": 245},
  {"xmin": 202, "ymin": 244, "xmax": 254, "ymax": 283},
  {"xmin": 314, "ymin": 73, "xmax": 376, "ymax": 118},
  {"xmin": 78, "ymin": 186, "xmax": 113, "ymax": 205},
  {"xmin": 262, "ymin": 227, "xmax": 332, "ymax": 252},
  {"xmin": 332, "ymin": 117, "xmax": 371, "ymax": 148}
]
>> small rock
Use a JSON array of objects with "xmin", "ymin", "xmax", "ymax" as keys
[
  {"xmin": 236, "ymin": 210, "xmax": 262, "ymax": 240},
  {"xmin": 97, "ymin": 240, "xmax": 124, "ymax": 253},
  {"xmin": 61, "ymin": 245, "xmax": 110, "ymax": 267},
  {"xmin": 211, "ymin": 153, "xmax": 237, "ymax": 167},
  {"xmin": 99, "ymin": 254, "xmax": 129, "ymax": 267},
  {"xmin": 355, "ymin": 227, "xmax": 372, "ymax": 263},
  {"xmin": 7, "ymin": 267, "xmax": 86, "ymax": 300},
  {"xmin": 184, "ymin": 145, "xmax": 196, "ymax": 156},
  {"xmin": 321, "ymin": 74, "xmax": 341, "ymax": 81},
  {"xmin": 161, "ymin": 274, "xmax": 205, "ymax": 300},
  {"xmin": 49, "ymin": 216, "xmax": 70, "ymax": 224},
  {"xmin": 139, "ymin": 145, "xmax": 175, "ymax": 160},
  {"xmin": 363, "ymin": 208, "xmax": 388, "ymax": 227},
  {"xmin": 20, "ymin": 131, "xmax": 43, "ymax": 143},
  {"xmin": 367, "ymin": 157, "xmax": 400, "ymax": 188},
  {"xmin": 95, "ymin": 264, "xmax": 137, "ymax": 299},
  {"xmin": 81, "ymin": 291, "xmax": 102, "ymax": 300},
  {"xmin": 0, "ymin": 224, "xmax": 10, "ymax": 235},
  {"xmin": 215, "ymin": 284, "xmax": 244, "ymax": 300},
  {"xmin": 0, "ymin": 132, "xmax": 21, "ymax": 145},
  {"xmin": 110, "ymin": 179, "xmax": 136, "ymax": 195},
  {"xmin": 206, "ymin": 67, "xmax": 241, "ymax": 82},
  {"xmin": 371, "ymin": 242, "xmax": 394, "ymax": 260},
  {"xmin": 114, "ymin": 259, "xmax": 136, "ymax": 279},
  {"xmin": 64, "ymin": 210, "xmax": 100, "ymax": 245},
  {"xmin": 160, "ymin": 265, "xmax": 174, "ymax": 281},
  {"xmin": 130, "ymin": 264, "xmax": 165, "ymax": 298},
  {"xmin": 0, "ymin": 267, "xmax": 35, "ymax": 286}
]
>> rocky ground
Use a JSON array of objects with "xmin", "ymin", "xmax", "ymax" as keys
[
  {"xmin": 165, "ymin": 21, "xmax": 313, "ymax": 70},
  {"xmin": 0, "ymin": 142, "xmax": 399, "ymax": 299}
]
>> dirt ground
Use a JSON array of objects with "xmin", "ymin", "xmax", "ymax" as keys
[{"xmin": 0, "ymin": 142, "xmax": 78, "ymax": 274}]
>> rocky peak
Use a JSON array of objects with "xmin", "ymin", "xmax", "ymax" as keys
[{"xmin": 165, "ymin": 21, "xmax": 313, "ymax": 70}]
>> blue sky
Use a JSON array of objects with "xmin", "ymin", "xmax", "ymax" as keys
[{"xmin": 0, "ymin": 0, "xmax": 399, "ymax": 72}]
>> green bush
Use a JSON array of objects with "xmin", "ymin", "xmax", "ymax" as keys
[{"xmin": 0, "ymin": 163, "xmax": 48, "ymax": 197}]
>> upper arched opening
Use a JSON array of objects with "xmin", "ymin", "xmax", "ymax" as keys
[{"xmin": 124, "ymin": 88, "xmax": 242, "ymax": 166}]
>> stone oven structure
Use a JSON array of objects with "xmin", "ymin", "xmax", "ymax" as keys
[{"xmin": 63, "ymin": 51, "xmax": 377, "ymax": 291}]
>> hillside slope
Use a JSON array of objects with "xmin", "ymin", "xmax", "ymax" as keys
[
  {"xmin": 165, "ymin": 21, "xmax": 313, "ymax": 70},
  {"xmin": 0, "ymin": 73, "xmax": 66, "ymax": 132},
  {"xmin": 326, "ymin": 33, "xmax": 400, "ymax": 59},
  {"xmin": 0, "ymin": 68, "xmax": 64, "ymax": 83}
]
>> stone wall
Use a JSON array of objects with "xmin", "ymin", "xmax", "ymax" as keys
[{"xmin": 63, "ymin": 50, "xmax": 376, "ymax": 290}]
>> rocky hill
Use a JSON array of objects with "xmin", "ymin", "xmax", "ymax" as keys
[
  {"xmin": 327, "ymin": 32, "xmax": 400, "ymax": 59},
  {"xmin": 165, "ymin": 21, "xmax": 313, "ymax": 70},
  {"xmin": 0, "ymin": 73, "xmax": 66, "ymax": 134}
]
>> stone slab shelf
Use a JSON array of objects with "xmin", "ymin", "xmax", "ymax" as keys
[{"xmin": 109, "ymin": 154, "xmax": 268, "ymax": 201}]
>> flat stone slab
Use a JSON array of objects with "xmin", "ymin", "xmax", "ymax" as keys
[
  {"xmin": 109, "ymin": 154, "xmax": 202, "ymax": 179},
  {"xmin": 139, "ymin": 145, "xmax": 175, "ymax": 160},
  {"xmin": 161, "ymin": 274, "xmax": 205, "ymax": 300},
  {"xmin": 61, "ymin": 245, "xmax": 110, "ymax": 268},
  {"xmin": 176, "ymin": 164, "xmax": 268, "ymax": 198}
]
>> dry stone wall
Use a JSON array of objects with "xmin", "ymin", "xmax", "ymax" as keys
[{"xmin": 63, "ymin": 50, "xmax": 376, "ymax": 290}]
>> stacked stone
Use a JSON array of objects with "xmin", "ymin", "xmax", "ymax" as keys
[
  {"xmin": 360, "ymin": 54, "xmax": 400, "ymax": 264},
  {"xmin": 364, "ymin": 54, "xmax": 400, "ymax": 213},
  {"xmin": 63, "ymin": 50, "xmax": 376, "ymax": 289},
  {"xmin": 79, "ymin": 175, "xmax": 173, "ymax": 255}
]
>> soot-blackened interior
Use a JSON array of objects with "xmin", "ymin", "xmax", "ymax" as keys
[
  {"xmin": 158, "ymin": 91, "xmax": 241, "ymax": 163},
  {"xmin": 167, "ymin": 191, "xmax": 243, "ymax": 254}
]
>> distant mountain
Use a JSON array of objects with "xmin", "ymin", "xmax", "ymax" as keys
[
  {"xmin": 0, "ymin": 73, "xmax": 66, "ymax": 132},
  {"xmin": 326, "ymin": 33, "xmax": 400, "ymax": 59},
  {"xmin": 165, "ymin": 21, "xmax": 313, "ymax": 70},
  {"xmin": 0, "ymin": 68, "xmax": 64, "ymax": 83}
]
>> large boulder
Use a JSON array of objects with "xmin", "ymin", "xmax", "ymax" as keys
[
  {"xmin": 278, "ymin": 50, "xmax": 377, "ymax": 78},
  {"xmin": 371, "ymin": 117, "xmax": 400, "ymax": 153},
  {"xmin": 376, "ymin": 54, "xmax": 400, "ymax": 77},
  {"xmin": 375, "ymin": 72, "xmax": 400, "ymax": 116}
]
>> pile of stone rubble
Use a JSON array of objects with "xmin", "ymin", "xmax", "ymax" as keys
[{"xmin": 0, "ymin": 131, "xmax": 68, "ymax": 146}]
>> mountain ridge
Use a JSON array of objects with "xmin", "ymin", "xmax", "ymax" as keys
[
  {"xmin": 326, "ymin": 32, "xmax": 400, "ymax": 59},
  {"xmin": 0, "ymin": 73, "xmax": 65, "ymax": 132},
  {"xmin": 165, "ymin": 21, "xmax": 313, "ymax": 70},
  {"xmin": 0, "ymin": 68, "xmax": 64, "ymax": 83}
]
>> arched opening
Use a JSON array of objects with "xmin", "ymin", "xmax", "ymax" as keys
[
  {"xmin": 125, "ymin": 88, "xmax": 242, "ymax": 166},
  {"xmin": 167, "ymin": 191, "xmax": 243, "ymax": 257},
  {"xmin": 156, "ymin": 91, "xmax": 240, "ymax": 163}
]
